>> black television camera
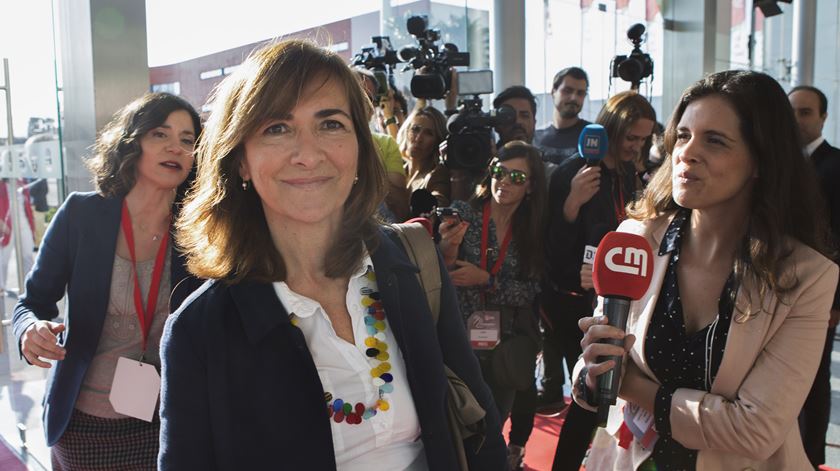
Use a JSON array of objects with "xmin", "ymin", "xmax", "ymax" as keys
[
  {"xmin": 445, "ymin": 92, "xmax": 515, "ymax": 172},
  {"xmin": 398, "ymin": 15, "xmax": 470, "ymax": 100},
  {"xmin": 611, "ymin": 23, "xmax": 654, "ymax": 90},
  {"xmin": 350, "ymin": 36, "xmax": 401, "ymax": 105}
]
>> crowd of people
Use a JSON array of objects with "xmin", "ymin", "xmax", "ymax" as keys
[{"xmin": 10, "ymin": 37, "xmax": 840, "ymax": 471}]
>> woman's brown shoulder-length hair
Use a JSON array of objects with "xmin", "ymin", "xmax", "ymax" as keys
[
  {"xmin": 176, "ymin": 39, "xmax": 386, "ymax": 284},
  {"xmin": 86, "ymin": 92, "xmax": 201, "ymax": 198},
  {"xmin": 628, "ymin": 70, "xmax": 831, "ymax": 315}
]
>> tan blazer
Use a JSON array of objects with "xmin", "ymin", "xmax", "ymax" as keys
[{"xmin": 572, "ymin": 213, "xmax": 838, "ymax": 471}]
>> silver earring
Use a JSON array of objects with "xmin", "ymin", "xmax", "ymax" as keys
[
  {"xmin": 242, "ymin": 180, "xmax": 249, "ymax": 191},
  {"xmin": 353, "ymin": 175, "xmax": 359, "ymax": 185}
]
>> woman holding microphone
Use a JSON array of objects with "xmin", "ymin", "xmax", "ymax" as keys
[{"xmin": 574, "ymin": 70, "xmax": 837, "ymax": 470}]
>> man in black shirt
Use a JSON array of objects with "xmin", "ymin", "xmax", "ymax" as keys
[
  {"xmin": 534, "ymin": 67, "xmax": 590, "ymax": 165},
  {"xmin": 789, "ymin": 85, "xmax": 840, "ymax": 469}
]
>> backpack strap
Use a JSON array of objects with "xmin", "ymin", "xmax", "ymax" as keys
[{"xmin": 390, "ymin": 222, "xmax": 442, "ymax": 324}]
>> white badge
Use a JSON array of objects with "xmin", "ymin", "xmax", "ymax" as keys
[
  {"xmin": 623, "ymin": 402, "xmax": 659, "ymax": 450},
  {"xmin": 468, "ymin": 310, "xmax": 501, "ymax": 350},
  {"xmin": 109, "ymin": 356, "xmax": 161, "ymax": 422}
]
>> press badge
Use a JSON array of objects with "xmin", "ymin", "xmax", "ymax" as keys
[
  {"xmin": 623, "ymin": 402, "xmax": 659, "ymax": 450},
  {"xmin": 468, "ymin": 310, "xmax": 500, "ymax": 350},
  {"xmin": 109, "ymin": 356, "xmax": 161, "ymax": 422}
]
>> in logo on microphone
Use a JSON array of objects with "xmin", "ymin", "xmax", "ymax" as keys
[
  {"xmin": 583, "ymin": 136, "xmax": 601, "ymax": 153},
  {"xmin": 604, "ymin": 247, "xmax": 648, "ymax": 277}
]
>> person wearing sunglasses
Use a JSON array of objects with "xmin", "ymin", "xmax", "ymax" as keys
[{"xmin": 438, "ymin": 141, "xmax": 548, "ymax": 453}]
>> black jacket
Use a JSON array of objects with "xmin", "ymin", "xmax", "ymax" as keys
[
  {"xmin": 158, "ymin": 228, "xmax": 506, "ymax": 470},
  {"xmin": 545, "ymin": 155, "xmax": 638, "ymax": 293},
  {"xmin": 811, "ymin": 140, "xmax": 840, "ymax": 309},
  {"xmin": 12, "ymin": 192, "xmax": 198, "ymax": 446}
]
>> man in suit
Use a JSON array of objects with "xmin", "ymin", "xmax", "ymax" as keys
[{"xmin": 789, "ymin": 85, "xmax": 840, "ymax": 468}]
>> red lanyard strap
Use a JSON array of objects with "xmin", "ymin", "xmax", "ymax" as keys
[
  {"xmin": 612, "ymin": 174, "xmax": 626, "ymax": 224},
  {"xmin": 480, "ymin": 200, "xmax": 513, "ymax": 277},
  {"xmin": 121, "ymin": 200, "xmax": 169, "ymax": 353}
]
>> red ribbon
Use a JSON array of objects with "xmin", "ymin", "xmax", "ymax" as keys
[
  {"xmin": 480, "ymin": 200, "xmax": 513, "ymax": 279},
  {"xmin": 120, "ymin": 200, "xmax": 169, "ymax": 353}
]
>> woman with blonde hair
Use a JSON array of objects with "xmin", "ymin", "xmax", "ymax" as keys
[
  {"xmin": 574, "ymin": 70, "xmax": 836, "ymax": 470},
  {"xmin": 399, "ymin": 106, "xmax": 451, "ymax": 208},
  {"xmin": 159, "ymin": 39, "xmax": 505, "ymax": 470}
]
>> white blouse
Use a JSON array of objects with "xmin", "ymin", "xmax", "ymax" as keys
[{"xmin": 273, "ymin": 256, "xmax": 428, "ymax": 471}]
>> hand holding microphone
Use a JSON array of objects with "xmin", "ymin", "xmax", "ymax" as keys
[
  {"xmin": 564, "ymin": 125, "xmax": 609, "ymax": 222},
  {"xmin": 578, "ymin": 231, "xmax": 653, "ymax": 425}
]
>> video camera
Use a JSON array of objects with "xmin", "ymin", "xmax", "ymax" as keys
[
  {"xmin": 445, "ymin": 71, "xmax": 515, "ymax": 171},
  {"xmin": 398, "ymin": 15, "xmax": 470, "ymax": 100},
  {"xmin": 611, "ymin": 23, "xmax": 654, "ymax": 90},
  {"xmin": 350, "ymin": 36, "xmax": 401, "ymax": 105}
]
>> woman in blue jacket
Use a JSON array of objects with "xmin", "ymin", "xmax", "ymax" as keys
[
  {"xmin": 159, "ymin": 39, "xmax": 505, "ymax": 470},
  {"xmin": 12, "ymin": 92, "xmax": 201, "ymax": 470}
]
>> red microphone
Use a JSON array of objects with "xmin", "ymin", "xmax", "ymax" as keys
[{"xmin": 591, "ymin": 231, "xmax": 654, "ymax": 425}]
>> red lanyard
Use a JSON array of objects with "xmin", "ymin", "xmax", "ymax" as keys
[
  {"xmin": 480, "ymin": 200, "xmax": 513, "ymax": 277},
  {"xmin": 612, "ymin": 174, "xmax": 626, "ymax": 224},
  {"xmin": 120, "ymin": 200, "xmax": 169, "ymax": 353}
]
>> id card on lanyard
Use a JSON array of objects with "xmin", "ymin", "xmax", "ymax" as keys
[
  {"xmin": 468, "ymin": 201, "xmax": 513, "ymax": 350},
  {"xmin": 109, "ymin": 200, "xmax": 169, "ymax": 422}
]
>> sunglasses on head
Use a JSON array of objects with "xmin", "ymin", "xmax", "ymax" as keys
[{"xmin": 490, "ymin": 164, "xmax": 528, "ymax": 185}]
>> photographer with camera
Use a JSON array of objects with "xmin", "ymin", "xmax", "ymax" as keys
[
  {"xmin": 534, "ymin": 68, "xmax": 591, "ymax": 165},
  {"xmin": 546, "ymin": 91, "xmax": 655, "ymax": 470},
  {"xmin": 439, "ymin": 141, "xmax": 547, "ymax": 471}
]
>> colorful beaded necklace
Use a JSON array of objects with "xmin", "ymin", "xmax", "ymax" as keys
[{"xmin": 321, "ymin": 268, "xmax": 395, "ymax": 425}]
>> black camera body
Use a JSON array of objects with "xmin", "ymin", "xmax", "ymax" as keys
[
  {"xmin": 350, "ymin": 36, "xmax": 401, "ymax": 104},
  {"xmin": 611, "ymin": 23, "xmax": 654, "ymax": 90},
  {"xmin": 445, "ymin": 96, "xmax": 515, "ymax": 171},
  {"xmin": 398, "ymin": 15, "xmax": 470, "ymax": 99}
]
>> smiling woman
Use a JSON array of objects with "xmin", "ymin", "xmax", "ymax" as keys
[{"xmin": 160, "ymin": 39, "xmax": 506, "ymax": 471}]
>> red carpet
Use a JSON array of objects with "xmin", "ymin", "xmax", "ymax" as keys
[
  {"xmin": 0, "ymin": 441, "xmax": 26, "ymax": 471},
  {"xmin": 502, "ymin": 400, "xmax": 840, "ymax": 471},
  {"xmin": 501, "ymin": 400, "xmax": 581, "ymax": 471}
]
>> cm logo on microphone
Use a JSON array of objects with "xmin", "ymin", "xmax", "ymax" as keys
[{"xmin": 604, "ymin": 247, "xmax": 648, "ymax": 277}]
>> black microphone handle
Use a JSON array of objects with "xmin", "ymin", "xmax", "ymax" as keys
[{"xmin": 595, "ymin": 296, "xmax": 631, "ymax": 426}]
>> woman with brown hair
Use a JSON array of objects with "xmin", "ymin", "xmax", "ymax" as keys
[
  {"xmin": 158, "ymin": 39, "xmax": 505, "ymax": 470},
  {"xmin": 12, "ymin": 92, "xmax": 201, "ymax": 469},
  {"xmin": 438, "ymin": 141, "xmax": 547, "ymax": 469},
  {"xmin": 399, "ymin": 106, "xmax": 451, "ymax": 207},
  {"xmin": 574, "ymin": 70, "xmax": 837, "ymax": 470}
]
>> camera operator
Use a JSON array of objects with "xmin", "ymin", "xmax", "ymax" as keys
[
  {"xmin": 545, "ymin": 91, "xmax": 655, "ymax": 471},
  {"xmin": 534, "ymin": 67, "xmax": 590, "ymax": 165},
  {"xmin": 493, "ymin": 86, "xmax": 537, "ymax": 146},
  {"xmin": 354, "ymin": 68, "xmax": 410, "ymax": 221}
]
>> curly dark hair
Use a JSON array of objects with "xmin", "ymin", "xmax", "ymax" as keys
[{"xmin": 86, "ymin": 92, "xmax": 201, "ymax": 198}]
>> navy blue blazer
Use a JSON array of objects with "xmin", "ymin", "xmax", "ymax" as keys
[
  {"xmin": 11, "ymin": 192, "xmax": 198, "ymax": 446},
  {"xmin": 158, "ymin": 228, "xmax": 507, "ymax": 470}
]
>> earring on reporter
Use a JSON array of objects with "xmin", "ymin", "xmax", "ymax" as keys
[
  {"xmin": 242, "ymin": 179, "xmax": 250, "ymax": 191},
  {"xmin": 353, "ymin": 174, "xmax": 359, "ymax": 185}
]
